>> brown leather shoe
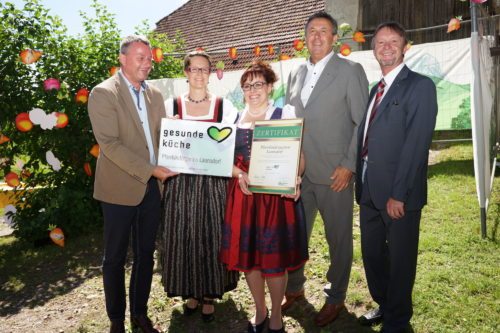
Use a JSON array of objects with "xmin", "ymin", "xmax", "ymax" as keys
[
  {"xmin": 281, "ymin": 289, "xmax": 305, "ymax": 311},
  {"xmin": 314, "ymin": 302, "xmax": 345, "ymax": 327}
]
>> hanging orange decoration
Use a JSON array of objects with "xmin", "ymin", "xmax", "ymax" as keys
[
  {"xmin": 75, "ymin": 88, "xmax": 90, "ymax": 104},
  {"xmin": 340, "ymin": 44, "xmax": 352, "ymax": 56},
  {"xmin": 293, "ymin": 39, "xmax": 304, "ymax": 51},
  {"xmin": 352, "ymin": 31, "xmax": 366, "ymax": 43},
  {"xmin": 253, "ymin": 45, "xmax": 261, "ymax": 57},
  {"xmin": 447, "ymin": 16, "xmax": 462, "ymax": 33},
  {"xmin": 89, "ymin": 144, "xmax": 100, "ymax": 158},
  {"xmin": 5, "ymin": 172, "xmax": 20, "ymax": 187},
  {"xmin": 48, "ymin": 225, "xmax": 65, "ymax": 247},
  {"xmin": 216, "ymin": 61, "xmax": 225, "ymax": 80},
  {"xmin": 19, "ymin": 48, "xmax": 43, "ymax": 64},
  {"xmin": 83, "ymin": 162, "xmax": 92, "ymax": 176},
  {"xmin": 109, "ymin": 66, "xmax": 119, "ymax": 76},
  {"xmin": 15, "ymin": 112, "xmax": 33, "ymax": 132},
  {"xmin": 279, "ymin": 54, "xmax": 291, "ymax": 61},
  {"xmin": 195, "ymin": 47, "xmax": 205, "ymax": 51},
  {"xmin": 152, "ymin": 47, "xmax": 164, "ymax": 63},
  {"xmin": 0, "ymin": 134, "xmax": 10, "ymax": 144},
  {"xmin": 228, "ymin": 47, "xmax": 238, "ymax": 60},
  {"xmin": 267, "ymin": 45, "xmax": 275, "ymax": 55},
  {"xmin": 55, "ymin": 112, "xmax": 69, "ymax": 128}
]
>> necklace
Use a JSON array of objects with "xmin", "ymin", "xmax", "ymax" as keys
[
  {"xmin": 187, "ymin": 94, "xmax": 208, "ymax": 103},
  {"xmin": 247, "ymin": 106, "xmax": 269, "ymax": 117}
]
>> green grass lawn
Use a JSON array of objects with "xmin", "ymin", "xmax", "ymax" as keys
[{"xmin": 0, "ymin": 143, "xmax": 498, "ymax": 332}]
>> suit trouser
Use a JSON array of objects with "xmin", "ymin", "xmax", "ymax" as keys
[
  {"xmin": 101, "ymin": 178, "xmax": 161, "ymax": 321},
  {"xmin": 287, "ymin": 176, "xmax": 353, "ymax": 304},
  {"xmin": 359, "ymin": 176, "xmax": 420, "ymax": 332}
]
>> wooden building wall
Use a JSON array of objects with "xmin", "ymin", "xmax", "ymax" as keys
[{"xmin": 358, "ymin": 0, "xmax": 499, "ymax": 47}]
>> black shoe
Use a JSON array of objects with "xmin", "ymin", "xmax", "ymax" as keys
[
  {"xmin": 247, "ymin": 308, "xmax": 269, "ymax": 333},
  {"xmin": 131, "ymin": 314, "xmax": 160, "ymax": 333},
  {"xmin": 268, "ymin": 320, "xmax": 286, "ymax": 333},
  {"xmin": 109, "ymin": 321, "xmax": 125, "ymax": 333},
  {"xmin": 201, "ymin": 298, "xmax": 215, "ymax": 323},
  {"xmin": 359, "ymin": 307, "xmax": 383, "ymax": 326}
]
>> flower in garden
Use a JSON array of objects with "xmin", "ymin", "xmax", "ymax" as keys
[
  {"xmin": 340, "ymin": 44, "xmax": 352, "ymax": 56},
  {"xmin": 152, "ymin": 47, "xmax": 163, "ymax": 63},
  {"xmin": 54, "ymin": 112, "xmax": 69, "ymax": 128},
  {"xmin": 253, "ymin": 45, "xmax": 261, "ymax": 57},
  {"xmin": 0, "ymin": 134, "xmax": 10, "ymax": 144},
  {"xmin": 109, "ymin": 66, "xmax": 119, "ymax": 76},
  {"xmin": 228, "ymin": 47, "xmax": 238, "ymax": 60},
  {"xmin": 19, "ymin": 49, "xmax": 43, "ymax": 64},
  {"xmin": 293, "ymin": 39, "xmax": 304, "ymax": 51},
  {"xmin": 352, "ymin": 31, "xmax": 366, "ymax": 43},
  {"xmin": 5, "ymin": 172, "xmax": 20, "ymax": 187},
  {"xmin": 89, "ymin": 144, "xmax": 100, "ymax": 158},
  {"xmin": 84, "ymin": 162, "xmax": 92, "ymax": 176},
  {"xmin": 15, "ymin": 112, "xmax": 33, "ymax": 132},
  {"xmin": 447, "ymin": 16, "xmax": 462, "ymax": 33},
  {"xmin": 75, "ymin": 88, "xmax": 90, "ymax": 104},
  {"xmin": 43, "ymin": 78, "xmax": 60, "ymax": 91}
]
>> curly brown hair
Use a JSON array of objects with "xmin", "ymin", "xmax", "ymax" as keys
[{"xmin": 240, "ymin": 60, "xmax": 277, "ymax": 87}]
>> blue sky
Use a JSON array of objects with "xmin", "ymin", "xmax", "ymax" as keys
[{"xmin": 8, "ymin": 0, "xmax": 189, "ymax": 36}]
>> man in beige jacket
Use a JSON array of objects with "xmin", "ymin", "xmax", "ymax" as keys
[{"xmin": 88, "ymin": 35, "xmax": 176, "ymax": 333}]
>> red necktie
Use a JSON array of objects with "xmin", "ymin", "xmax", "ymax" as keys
[{"xmin": 361, "ymin": 79, "xmax": 386, "ymax": 159}]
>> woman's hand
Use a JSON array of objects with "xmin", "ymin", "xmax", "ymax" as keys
[
  {"xmin": 166, "ymin": 114, "xmax": 180, "ymax": 120},
  {"xmin": 282, "ymin": 175, "xmax": 301, "ymax": 201},
  {"xmin": 237, "ymin": 172, "xmax": 253, "ymax": 196}
]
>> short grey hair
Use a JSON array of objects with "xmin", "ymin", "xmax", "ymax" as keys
[{"xmin": 120, "ymin": 35, "xmax": 151, "ymax": 55}]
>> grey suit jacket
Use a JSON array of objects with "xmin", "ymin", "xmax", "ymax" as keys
[
  {"xmin": 88, "ymin": 73, "xmax": 166, "ymax": 206},
  {"xmin": 286, "ymin": 54, "xmax": 368, "ymax": 185},
  {"xmin": 355, "ymin": 65, "xmax": 438, "ymax": 210}
]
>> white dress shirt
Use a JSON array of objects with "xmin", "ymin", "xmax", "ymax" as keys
[{"xmin": 300, "ymin": 51, "xmax": 334, "ymax": 107}]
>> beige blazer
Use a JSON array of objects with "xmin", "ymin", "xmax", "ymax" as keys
[{"xmin": 88, "ymin": 74, "xmax": 165, "ymax": 205}]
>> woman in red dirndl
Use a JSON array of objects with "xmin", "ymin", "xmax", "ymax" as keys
[{"xmin": 220, "ymin": 61, "xmax": 308, "ymax": 333}]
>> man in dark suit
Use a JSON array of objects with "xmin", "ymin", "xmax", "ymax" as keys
[
  {"xmin": 88, "ymin": 35, "xmax": 176, "ymax": 333},
  {"xmin": 355, "ymin": 22, "xmax": 438, "ymax": 333},
  {"xmin": 284, "ymin": 11, "xmax": 368, "ymax": 327}
]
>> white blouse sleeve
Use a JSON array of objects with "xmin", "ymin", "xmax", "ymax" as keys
[
  {"xmin": 221, "ymin": 98, "xmax": 240, "ymax": 124},
  {"xmin": 281, "ymin": 104, "xmax": 297, "ymax": 119},
  {"xmin": 164, "ymin": 98, "xmax": 174, "ymax": 118}
]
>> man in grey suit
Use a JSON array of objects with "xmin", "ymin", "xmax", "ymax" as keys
[
  {"xmin": 88, "ymin": 35, "xmax": 176, "ymax": 333},
  {"xmin": 355, "ymin": 22, "xmax": 437, "ymax": 333},
  {"xmin": 283, "ymin": 11, "xmax": 368, "ymax": 327}
]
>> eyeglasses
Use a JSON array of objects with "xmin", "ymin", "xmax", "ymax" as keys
[
  {"xmin": 242, "ymin": 82, "xmax": 267, "ymax": 91},
  {"xmin": 187, "ymin": 67, "xmax": 210, "ymax": 74}
]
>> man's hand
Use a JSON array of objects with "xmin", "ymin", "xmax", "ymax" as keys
[
  {"xmin": 152, "ymin": 166, "xmax": 179, "ymax": 182},
  {"xmin": 329, "ymin": 166, "xmax": 353, "ymax": 192},
  {"xmin": 386, "ymin": 197, "xmax": 405, "ymax": 219}
]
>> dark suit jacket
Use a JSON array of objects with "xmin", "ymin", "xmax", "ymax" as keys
[
  {"xmin": 88, "ymin": 73, "xmax": 166, "ymax": 206},
  {"xmin": 355, "ymin": 65, "xmax": 438, "ymax": 210},
  {"xmin": 286, "ymin": 54, "xmax": 368, "ymax": 185}
]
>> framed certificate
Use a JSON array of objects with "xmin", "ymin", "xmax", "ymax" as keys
[
  {"xmin": 248, "ymin": 118, "xmax": 303, "ymax": 195},
  {"xmin": 157, "ymin": 118, "xmax": 236, "ymax": 177}
]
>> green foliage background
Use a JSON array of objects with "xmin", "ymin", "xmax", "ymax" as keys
[{"xmin": 0, "ymin": 0, "xmax": 184, "ymax": 243}]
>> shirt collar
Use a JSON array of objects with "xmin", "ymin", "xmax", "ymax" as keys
[
  {"xmin": 381, "ymin": 63, "xmax": 405, "ymax": 87},
  {"xmin": 119, "ymin": 70, "xmax": 148, "ymax": 92},
  {"xmin": 306, "ymin": 50, "xmax": 334, "ymax": 70}
]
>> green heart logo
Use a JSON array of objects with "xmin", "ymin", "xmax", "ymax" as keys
[{"xmin": 207, "ymin": 126, "xmax": 232, "ymax": 143}]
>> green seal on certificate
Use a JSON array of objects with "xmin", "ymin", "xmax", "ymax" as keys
[{"xmin": 248, "ymin": 118, "xmax": 304, "ymax": 195}]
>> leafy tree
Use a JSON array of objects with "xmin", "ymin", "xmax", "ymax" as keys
[
  {"xmin": 451, "ymin": 96, "xmax": 471, "ymax": 130},
  {"xmin": 0, "ymin": 0, "xmax": 184, "ymax": 243}
]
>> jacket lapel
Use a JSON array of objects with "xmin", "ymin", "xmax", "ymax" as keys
[
  {"xmin": 371, "ymin": 65, "xmax": 410, "ymax": 124},
  {"xmin": 295, "ymin": 64, "xmax": 308, "ymax": 110},
  {"xmin": 306, "ymin": 54, "xmax": 339, "ymax": 108},
  {"xmin": 117, "ymin": 75, "xmax": 148, "ymax": 145}
]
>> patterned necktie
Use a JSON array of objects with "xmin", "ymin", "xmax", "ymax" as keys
[{"xmin": 361, "ymin": 79, "xmax": 386, "ymax": 159}]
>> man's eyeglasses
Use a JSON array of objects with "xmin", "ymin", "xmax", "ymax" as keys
[
  {"xmin": 187, "ymin": 67, "xmax": 210, "ymax": 74},
  {"xmin": 242, "ymin": 82, "xmax": 267, "ymax": 91}
]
